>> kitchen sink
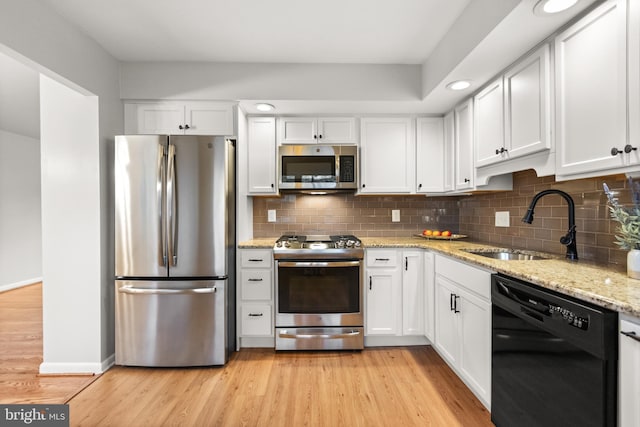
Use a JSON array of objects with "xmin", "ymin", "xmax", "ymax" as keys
[{"xmin": 462, "ymin": 249, "xmax": 552, "ymax": 261}]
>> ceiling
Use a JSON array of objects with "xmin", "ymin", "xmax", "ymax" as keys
[{"xmin": 41, "ymin": 0, "xmax": 471, "ymax": 64}]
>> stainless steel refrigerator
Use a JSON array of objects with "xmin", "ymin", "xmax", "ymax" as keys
[{"xmin": 114, "ymin": 135, "xmax": 235, "ymax": 366}]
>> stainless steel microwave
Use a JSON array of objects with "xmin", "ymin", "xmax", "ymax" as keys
[{"xmin": 278, "ymin": 145, "xmax": 358, "ymax": 191}]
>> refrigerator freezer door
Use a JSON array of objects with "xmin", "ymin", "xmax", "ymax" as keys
[
  {"xmin": 169, "ymin": 136, "xmax": 230, "ymax": 278},
  {"xmin": 115, "ymin": 279, "xmax": 226, "ymax": 366},
  {"xmin": 115, "ymin": 135, "xmax": 169, "ymax": 278}
]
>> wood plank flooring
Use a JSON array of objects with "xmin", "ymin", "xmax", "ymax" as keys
[
  {"xmin": 69, "ymin": 347, "xmax": 492, "ymax": 426},
  {"xmin": 0, "ymin": 283, "xmax": 98, "ymax": 404}
]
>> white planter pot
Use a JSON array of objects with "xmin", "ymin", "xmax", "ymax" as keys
[{"xmin": 628, "ymin": 249, "xmax": 640, "ymax": 279}]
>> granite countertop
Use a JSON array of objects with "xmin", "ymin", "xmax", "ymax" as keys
[{"xmin": 238, "ymin": 236, "xmax": 640, "ymax": 318}]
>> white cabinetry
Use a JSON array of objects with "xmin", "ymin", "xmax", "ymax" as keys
[
  {"xmin": 124, "ymin": 101, "xmax": 235, "ymax": 135},
  {"xmin": 619, "ymin": 316, "xmax": 640, "ymax": 427},
  {"xmin": 365, "ymin": 250, "xmax": 401, "ymax": 335},
  {"xmin": 247, "ymin": 117, "xmax": 277, "ymax": 194},
  {"xmin": 423, "ymin": 251, "xmax": 435, "ymax": 342},
  {"xmin": 278, "ymin": 117, "xmax": 357, "ymax": 144},
  {"xmin": 555, "ymin": 0, "xmax": 629, "ymax": 178},
  {"xmin": 416, "ymin": 117, "xmax": 452, "ymax": 193},
  {"xmin": 474, "ymin": 78, "xmax": 505, "ymax": 168},
  {"xmin": 360, "ymin": 118, "xmax": 415, "ymax": 194},
  {"xmin": 238, "ymin": 249, "xmax": 274, "ymax": 346},
  {"xmin": 627, "ymin": 0, "xmax": 640, "ymax": 172},
  {"xmin": 434, "ymin": 254, "xmax": 492, "ymax": 409},
  {"xmin": 454, "ymin": 100, "xmax": 474, "ymax": 190},
  {"xmin": 402, "ymin": 251, "xmax": 424, "ymax": 336}
]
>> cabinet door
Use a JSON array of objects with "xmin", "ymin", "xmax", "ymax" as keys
[
  {"xmin": 555, "ymin": 0, "xmax": 627, "ymax": 176},
  {"xmin": 619, "ymin": 318, "xmax": 640, "ymax": 427},
  {"xmin": 443, "ymin": 111, "xmax": 455, "ymax": 192},
  {"xmin": 402, "ymin": 251, "xmax": 424, "ymax": 335},
  {"xmin": 185, "ymin": 102, "xmax": 234, "ymax": 135},
  {"xmin": 504, "ymin": 44, "xmax": 552, "ymax": 160},
  {"xmin": 454, "ymin": 100, "xmax": 474, "ymax": 190},
  {"xmin": 278, "ymin": 117, "xmax": 318, "ymax": 144},
  {"xmin": 134, "ymin": 103, "xmax": 185, "ymax": 134},
  {"xmin": 366, "ymin": 268, "xmax": 401, "ymax": 335},
  {"xmin": 628, "ymin": 0, "xmax": 640, "ymax": 166},
  {"xmin": 241, "ymin": 304, "xmax": 273, "ymax": 336},
  {"xmin": 457, "ymin": 286, "xmax": 492, "ymax": 407},
  {"xmin": 360, "ymin": 118, "xmax": 414, "ymax": 193},
  {"xmin": 423, "ymin": 252, "xmax": 435, "ymax": 342},
  {"xmin": 434, "ymin": 276, "xmax": 459, "ymax": 366},
  {"xmin": 416, "ymin": 117, "xmax": 446, "ymax": 193},
  {"xmin": 247, "ymin": 117, "xmax": 277, "ymax": 194},
  {"xmin": 474, "ymin": 78, "xmax": 505, "ymax": 167},
  {"xmin": 318, "ymin": 118, "xmax": 357, "ymax": 144}
]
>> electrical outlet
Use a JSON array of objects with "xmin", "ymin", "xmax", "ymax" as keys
[
  {"xmin": 392, "ymin": 209, "xmax": 401, "ymax": 222},
  {"xmin": 267, "ymin": 209, "xmax": 276, "ymax": 223},
  {"xmin": 495, "ymin": 211, "xmax": 510, "ymax": 227}
]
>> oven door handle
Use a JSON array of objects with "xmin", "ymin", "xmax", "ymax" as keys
[
  {"xmin": 277, "ymin": 261, "xmax": 361, "ymax": 268},
  {"xmin": 278, "ymin": 330, "xmax": 361, "ymax": 339}
]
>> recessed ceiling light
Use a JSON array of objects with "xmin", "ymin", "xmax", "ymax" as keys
[
  {"xmin": 533, "ymin": 0, "xmax": 579, "ymax": 15},
  {"xmin": 446, "ymin": 80, "xmax": 471, "ymax": 91},
  {"xmin": 255, "ymin": 103, "xmax": 275, "ymax": 112}
]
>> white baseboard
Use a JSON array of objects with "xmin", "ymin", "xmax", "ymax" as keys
[
  {"xmin": 0, "ymin": 277, "xmax": 42, "ymax": 293},
  {"xmin": 101, "ymin": 353, "xmax": 115, "ymax": 372},
  {"xmin": 40, "ymin": 361, "xmax": 103, "ymax": 375},
  {"xmin": 364, "ymin": 335, "xmax": 430, "ymax": 347}
]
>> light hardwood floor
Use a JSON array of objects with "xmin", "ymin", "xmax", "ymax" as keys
[
  {"xmin": 69, "ymin": 347, "xmax": 492, "ymax": 426},
  {"xmin": 0, "ymin": 283, "xmax": 98, "ymax": 404}
]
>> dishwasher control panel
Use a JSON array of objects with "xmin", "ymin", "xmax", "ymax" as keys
[{"xmin": 549, "ymin": 303, "xmax": 589, "ymax": 330}]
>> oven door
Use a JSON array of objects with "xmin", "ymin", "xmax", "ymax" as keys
[{"xmin": 275, "ymin": 260, "xmax": 363, "ymax": 327}]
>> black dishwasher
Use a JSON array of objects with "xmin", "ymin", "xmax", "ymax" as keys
[{"xmin": 491, "ymin": 274, "xmax": 618, "ymax": 427}]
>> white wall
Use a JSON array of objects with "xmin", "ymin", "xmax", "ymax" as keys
[
  {"xmin": 0, "ymin": 0, "xmax": 122, "ymax": 372},
  {"xmin": 0, "ymin": 129, "xmax": 42, "ymax": 291}
]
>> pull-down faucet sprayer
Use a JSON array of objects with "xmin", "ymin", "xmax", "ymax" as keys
[{"xmin": 522, "ymin": 189, "xmax": 578, "ymax": 261}]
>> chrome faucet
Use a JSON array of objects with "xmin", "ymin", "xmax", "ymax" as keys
[{"xmin": 522, "ymin": 189, "xmax": 578, "ymax": 261}]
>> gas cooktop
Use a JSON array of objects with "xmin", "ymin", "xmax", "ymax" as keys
[{"xmin": 273, "ymin": 234, "xmax": 363, "ymax": 259}]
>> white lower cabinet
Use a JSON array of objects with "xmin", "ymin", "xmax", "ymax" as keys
[
  {"xmin": 619, "ymin": 316, "xmax": 640, "ymax": 426},
  {"xmin": 237, "ymin": 249, "xmax": 274, "ymax": 347},
  {"xmin": 365, "ymin": 249, "xmax": 425, "ymax": 340},
  {"xmin": 434, "ymin": 254, "xmax": 492, "ymax": 409}
]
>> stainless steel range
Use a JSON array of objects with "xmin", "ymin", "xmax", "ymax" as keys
[{"xmin": 273, "ymin": 235, "xmax": 364, "ymax": 350}]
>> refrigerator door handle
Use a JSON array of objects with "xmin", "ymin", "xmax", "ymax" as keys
[
  {"xmin": 167, "ymin": 143, "xmax": 178, "ymax": 266},
  {"xmin": 158, "ymin": 143, "xmax": 168, "ymax": 266},
  {"xmin": 118, "ymin": 285, "xmax": 217, "ymax": 295}
]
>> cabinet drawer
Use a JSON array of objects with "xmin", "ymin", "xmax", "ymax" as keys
[
  {"xmin": 366, "ymin": 250, "xmax": 399, "ymax": 267},
  {"xmin": 240, "ymin": 250, "xmax": 272, "ymax": 268},
  {"xmin": 241, "ymin": 304, "xmax": 273, "ymax": 336},
  {"xmin": 241, "ymin": 269, "xmax": 272, "ymax": 300},
  {"xmin": 435, "ymin": 254, "xmax": 492, "ymax": 300}
]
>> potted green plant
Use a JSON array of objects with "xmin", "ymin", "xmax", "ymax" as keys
[{"xmin": 603, "ymin": 179, "xmax": 640, "ymax": 278}]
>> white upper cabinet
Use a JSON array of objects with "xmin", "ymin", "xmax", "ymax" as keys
[
  {"xmin": 416, "ymin": 117, "xmax": 451, "ymax": 193},
  {"xmin": 504, "ymin": 44, "xmax": 552, "ymax": 161},
  {"xmin": 360, "ymin": 117, "xmax": 415, "ymax": 194},
  {"xmin": 454, "ymin": 99, "xmax": 474, "ymax": 190},
  {"xmin": 278, "ymin": 117, "xmax": 357, "ymax": 144},
  {"xmin": 627, "ymin": 0, "xmax": 640, "ymax": 168},
  {"xmin": 474, "ymin": 78, "xmax": 505, "ymax": 168},
  {"xmin": 555, "ymin": 0, "xmax": 628, "ymax": 177},
  {"xmin": 125, "ymin": 101, "xmax": 235, "ymax": 135},
  {"xmin": 247, "ymin": 117, "xmax": 277, "ymax": 195},
  {"xmin": 475, "ymin": 44, "xmax": 552, "ymax": 169}
]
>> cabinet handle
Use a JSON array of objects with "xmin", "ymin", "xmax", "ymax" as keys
[
  {"xmin": 248, "ymin": 259, "xmax": 263, "ymax": 262},
  {"xmin": 625, "ymin": 144, "xmax": 638, "ymax": 153},
  {"xmin": 184, "ymin": 124, "xmax": 190, "ymax": 129},
  {"xmin": 405, "ymin": 257, "xmax": 408, "ymax": 271},
  {"xmin": 418, "ymin": 183, "xmax": 422, "ymax": 189},
  {"xmin": 179, "ymin": 125, "xmax": 184, "ymax": 130},
  {"xmin": 454, "ymin": 295, "xmax": 460, "ymax": 313},
  {"xmin": 362, "ymin": 183, "xmax": 366, "ymax": 188},
  {"xmin": 621, "ymin": 330, "xmax": 640, "ymax": 342},
  {"xmin": 611, "ymin": 147, "xmax": 623, "ymax": 156},
  {"xmin": 271, "ymin": 183, "xmax": 274, "ymax": 188},
  {"xmin": 369, "ymin": 276, "xmax": 372, "ymax": 290},
  {"xmin": 375, "ymin": 258, "xmax": 390, "ymax": 261},
  {"xmin": 464, "ymin": 178, "xmax": 470, "ymax": 183},
  {"xmin": 495, "ymin": 147, "xmax": 508, "ymax": 155},
  {"xmin": 248, "ymin": 278, "xmax": 263, "ymax": 282},
  {"xmin": 450, "ymin": 293, "xmax": 455, "ymax": 311},
  {"xmin": 319, "ymin": 134, "xmax": 323, "ymax": 139},
  {"xmin": 313, "ymin": 135, "xmax": 317, "ymax": 139},
  {"xmin": 248, "ymin": 313, "xmax": 263, "ymax": 317}
]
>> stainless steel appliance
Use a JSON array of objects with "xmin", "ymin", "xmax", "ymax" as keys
[
  {"xmin": 274, "ymin": 235, "xmax": 364, "ymax": 350},
  {"xmin": 278, "ymin": 145, "xmax": 358, "ymax": 191},
  {"xmin": 114, "ymin": 135, "xmax": 235, "ymax": 367},
  {"xmin": 491, "ymin": 274, "xmax": 617, "ymax": 427}
]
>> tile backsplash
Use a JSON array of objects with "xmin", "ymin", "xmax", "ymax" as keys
[{"xmin": 252, "ymin": 170, "xmax": 633, "ymax": 269}]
